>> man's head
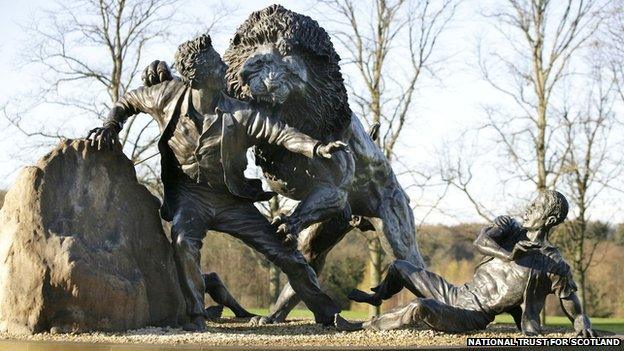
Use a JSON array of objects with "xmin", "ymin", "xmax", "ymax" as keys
[
  {"xmin": 522, "ymin": 190, "xmax": 569, "ymax": 232},
  {"xmin": 174, "ymin": 33, "xmax": 227, "ymax": 90}
]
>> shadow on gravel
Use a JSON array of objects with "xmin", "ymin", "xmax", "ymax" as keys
[
  {"xmin": 202, "ymin": 318, "xmax": 575, "ymax": 337},
  {"xmin": 0, "ymin": 319, "xmax": 619, "ymax": 351}
]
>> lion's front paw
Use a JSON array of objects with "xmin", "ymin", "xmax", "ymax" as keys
[
  {"xmin": 204, "ymin": 305, "xmax": 224, "ymax": 320},
  {"xmin": 270, "ymin": 214, "xmax": 287, "ymax": 227},
  {"xmin": 274, "ymin": 216, "xmax": 302, "ymax": 248},
  {"xmin": 249, "ymin": 316, "xmax": 273, "ymax": 326},
  {"xmin": 272, "ymin": 214, "xmax": 301, "ymax": 247},
  {"xmin": 277, "ymin": 224, "xmax": 298, "ymax": 248}
]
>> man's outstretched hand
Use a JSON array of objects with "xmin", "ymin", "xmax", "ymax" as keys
[
  {"xmin": 85, "ymin": 125, "xmax": 119, "ymax": 150},
  {"xmin": 315, "ymin": 141, "xmax": 348, "ymax": 159},
  {"xmin": 142, "ymin": 60, "xmax": 173, "ymax": 87}
]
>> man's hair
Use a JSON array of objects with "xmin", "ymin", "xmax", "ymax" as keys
[
  {"xmin": 539, "ymin": 190, "xmax": 569, "ymax": 227},
  {"xmin": 174, "ymin": 33, "xmax": 214, "ymax": 87}
]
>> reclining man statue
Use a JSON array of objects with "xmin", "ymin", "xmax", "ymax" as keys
[
  {"xmin": 86, "ymin": 33, "xmax": 348, "ymax": 331},
  {"xmin": 339, "ymin": 190, "xmax": 597, "ymax": 337}
]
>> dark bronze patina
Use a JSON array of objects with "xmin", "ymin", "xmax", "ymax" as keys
[
  {"xmin": 142, "ymin": 5, "xmax": 426, "ymax": 324},
  {"xmin": 340, "ymin": 191, "xmax": 597, "ymax": 338},
  {"xmin": 87, "ymin": 34, "xmax": 346, "ymax": 331}
]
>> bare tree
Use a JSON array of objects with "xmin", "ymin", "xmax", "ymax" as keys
[
  {"xmin": 2, "ymin": 0, "xmax": 232, "ymax": 194},
  {"xmin": 607, "ymin": 1, "xmax": 624, "ymax": 104},
  {"xmin": 553, "ymin": 58, "xmax": 623, "ymax": 311},
  {"xmin": 318, "ymin": 0, "xmax": 458, "ymax": 316},
  {"xmin": 445, "ymin": 0, "xmax": 606, "ymax": 229},
  {"xmin": 482, "ymin": 0, "xmax": 602, "ymax": 189},
  {"xmin": 439, "ymin": 141, "xmax": 497, "ymax": 223},
  {"xmin": 441, "ymin": 0, "xmax": 606, "ymax": 322}
]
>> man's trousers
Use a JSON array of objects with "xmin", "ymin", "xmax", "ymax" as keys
[
  {"xmin": 169, "ymin": 180, "xmax": 341, "ymax": 324},
  {"xmin": 366, "ymin": 260, "xmax": 494, "ymax": 332}
]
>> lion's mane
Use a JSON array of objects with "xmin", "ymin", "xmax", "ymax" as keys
[{"xmin": 223, "ymin": 4, "xmax": 352, "ymax": 138}]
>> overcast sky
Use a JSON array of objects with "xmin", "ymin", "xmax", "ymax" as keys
[{"xmin": 0, "ymin": 0, "xmax": 622, "ymax": 225}]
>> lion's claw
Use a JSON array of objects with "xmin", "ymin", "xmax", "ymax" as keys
[
  {"xmin": 249, "ymin": 316, "xmax": 273, "ymax": 326},
  {"xmin": 276, "ymin": 223, "xmax": 288, "ymax": 236},
  {"xmin": 276, "ymin": 223, "xmax": 297, "ymax": 247},
  {"xmin": 272, "ymin": 215, "xmax": 300, "ymax": 248},
  {"xmin": 271, "ymin": 214, "xmax": 286, "ymax": 227},
  {"xmin": 271, "ymin": 212, "xmax": 305, "ymax": 248}
]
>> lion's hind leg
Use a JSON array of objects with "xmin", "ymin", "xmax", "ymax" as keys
[
  {"xmin": 267, "ymin": 214, "xmax": 353, "ymax": 322},
  {"xmin": 368, "ymin": 189, "xmax": 425, "ymax": 268}
]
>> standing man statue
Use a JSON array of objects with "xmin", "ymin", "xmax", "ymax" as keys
[
  {"xmin": 86, "ymin": 33, "xmax": 348, "ymax": 331},
  {"xmin": 339, "ymin": 190, "xmax": 597, "ymax": 338}
]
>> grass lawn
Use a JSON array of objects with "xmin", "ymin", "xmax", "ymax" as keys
[
  {"xmin": 223, "ymin": 308, "xmax": 624, "ymax": 333},
  {"xmin": 493, "ymin": 314, "xmax": 624, "ymax": 333}
]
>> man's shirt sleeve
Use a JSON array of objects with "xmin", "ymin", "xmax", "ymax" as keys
[
  {"xmin": 115, "ymin": 81, "xmax": 174, "ymax": 117},
  {"xmin": 242, "ymin": 110, "xmax": 320, "ymax": 159}
]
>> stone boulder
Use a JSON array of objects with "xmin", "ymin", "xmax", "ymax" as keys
[{"xmin": 0, "ymin": 139, "xmax": 185, "ymax": 334}]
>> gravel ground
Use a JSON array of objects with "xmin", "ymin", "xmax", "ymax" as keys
[{"xmin": 0, "ymin": 319, "xmax": 577, "ymax": 347}]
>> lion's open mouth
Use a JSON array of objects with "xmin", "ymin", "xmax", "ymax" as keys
[
  {"xmin": 223, "ymin": 4, "xmax": 352, "ymax": 135},
  {"xmin": 252, "ymin": 92, "xmax": 287, "ymax": 106}
]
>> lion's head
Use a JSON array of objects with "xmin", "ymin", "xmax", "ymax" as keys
[{"xmin": 223, "ymin": 5, "xmax": 351, "ymax": 138}]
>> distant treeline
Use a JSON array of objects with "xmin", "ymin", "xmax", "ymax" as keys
[
  {"xmin": 201, "ymin": 222, "xmax": 623, "ymax": 318},
  {"xmin": 0, "ymin": 191, "xmax": 620, "ymax": 318}
]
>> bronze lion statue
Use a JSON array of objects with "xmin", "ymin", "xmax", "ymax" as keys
[{"xmin": 144, "ymin": 4, "xmax": 425, "ymax": 323}]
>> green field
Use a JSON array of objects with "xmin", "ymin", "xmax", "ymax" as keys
[
  {"xmin": 222, "ymin": 308, "xmax": 624, "ymax": 333},
  {"xmin": 493, "ymin": 314, "xmax": 624, "ymax": 333}
]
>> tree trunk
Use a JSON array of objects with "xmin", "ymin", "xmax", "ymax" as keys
[
  {"xmin": 536, "ymin": 103, "xmax": 547, "ymax": 191},
  {"xmin": 576, "ymin": 265, "xmax": 586, "ymax": 312},
  {"xmin": 268, "ymin": 263, "xmax": 281, "ymax": 309},
  {"xmin": 574, "ymin": 214, "xmax": 587, "ymax": 312},
  {"xmin": 367, "ymin": 237, "xmax": 383, "ymax": 317},
  {"xmin": 268, "ymin": 196, "xmax": 282, "ymax": 307},
  {"xmin": 534, "ymin": 6, "xmax": 547, "ymax": 324}
]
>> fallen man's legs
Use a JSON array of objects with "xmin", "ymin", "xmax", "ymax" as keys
[
  {"xmin": 341, "ymin": 260, "xmax": 495, "ymax": 333},
  {"xmin": 338, "ymin": 297, "xmax": 494, "ymax": 333},
  {"xmin": 349, "ymin": 259, "xmax": 459, "ymax": 304}
]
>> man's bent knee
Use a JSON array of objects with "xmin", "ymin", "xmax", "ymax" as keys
[{"xmin": 173, "ymin": 233, "xmax": 197, "ymax": 253}]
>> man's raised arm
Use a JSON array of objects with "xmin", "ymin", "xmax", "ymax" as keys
[
  {"xmin": 86, "ymin": 83, "xmax": 171, "ymax": 150},
  {"xmin": 242, "ymin": 109, "xmax": 347, "ymax": 159},
  {"xmin": 473, "ymin": 224, "xmax": 513, "ymax": 261},
  {"xmin": 473, "ymin": 215, "xmax": 539, "ymax": 261}
]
